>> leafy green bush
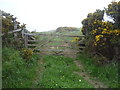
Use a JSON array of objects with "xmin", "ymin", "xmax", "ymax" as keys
[{"xmin": 2, "ymin": 47, "xmax": 39, "ymax": 88}]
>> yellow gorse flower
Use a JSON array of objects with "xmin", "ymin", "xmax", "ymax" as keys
[
  {"xmin": 101, "ymin": 29, "xmax": 120, "ymax": 35},
  {"xmin": 95, "ymin": 35, "xmax": 103, "ymax": 42},
  {"xmin": 71, "ymin": 37, "xmax": 80, "ymax": 42},
  {"xmin": 91, "ymin": 29, "xmax": 97, "ymax": 34},
  {"xmin": 94, "ymin": 21, "xmax": 96, "ymax": 24},
  {"xmin": 22, "ymin": 48, "xmax": 34, "ymax": 60},
  {"xmin": 112, "ymin": 30, "xmax": 120, "ymax": 36}
]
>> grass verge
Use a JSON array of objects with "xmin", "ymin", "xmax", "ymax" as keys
[
  {"xmin": 2, "ymin": 47, "xmax": 39, "ymax": 88},
  {"xmin": 76, "ymin": 53, "xmax": 118, "ymax": 88}
]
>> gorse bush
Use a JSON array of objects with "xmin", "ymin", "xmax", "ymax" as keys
[
  {"xmin": 2, "ymin": 11, "xmax": 25, "ymax": 49},
  {"xmin": 21, "ymin": 48, "xmax": 34, "ymax": 61},
  {"xmin": 91, "ymin": 20, "xmax": 120, "ymax": 60},
  {"xmin": 81, "ymin": 1, "xmax": 120, "ymax": 61},
  {"xmin": 91, "ymin": 21, "xmax": 120, "ymax": 46}
]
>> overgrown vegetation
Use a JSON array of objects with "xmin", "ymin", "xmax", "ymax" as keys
[
  {"xmin": 2, "ymin": 11, "xmax": 25, "ymax": 48},
  {"xmin": 2, "ymin": 47, "xmax": 39, "ymax": 88},
  {"xmin": 81, "ymin": 1, "xmax": 120, "ymax": 63},
  {"xmin": 76, "ymin": 54, "xmax": 118, "ymax": 88},
  {"xmin": 79, "ymin": 1, "xmax": 119, "ymax": 88},
  {"xmin": 2, "ymin": 11, "xmax": 39, "ymax": 88}
]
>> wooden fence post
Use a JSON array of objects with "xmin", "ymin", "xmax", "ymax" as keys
[
  {"xmin": 24, "ymin": 28, "xmax": 28, "ymax": 48},
  {"xmin": 26, "ymin": 30, "xmax": 28, "ymax": 48},
  {"xmin": 21, "ymin": 29, "xmax": 24, "ymax": 38},
  {"xmin": 13, "ymin": 19, "xmax": 18, "ymax": 38}
]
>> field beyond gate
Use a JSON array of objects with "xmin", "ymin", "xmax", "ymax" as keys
[{"xmin": 25, "ymin": 30, "xmax": 85, "ymax": 57}]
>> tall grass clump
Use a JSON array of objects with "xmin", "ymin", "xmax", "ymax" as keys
[
  {"xmin": 76, "ymin": 54, "xmax": 118, "ymax": 88},
  {"xmin": 2, "ymin": 47, "xmax": 39, "ymax": 88}
]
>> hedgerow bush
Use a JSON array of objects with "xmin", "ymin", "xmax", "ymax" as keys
[
  {"xmin": 2, "ymin": 34, "xmax": 24, "ymax": 51},
  {"xmin": 2, "ymin": 11, "xmax": 24, "ymax": 49},
  {"xmin": 81, "ymin": 1, "xmax": 120, "ymax": 63},
  {"xmin": 2, "ymin": 11, "xmax": 40, "ymax": 88},
  {"xmin": 91, "ymin": 20, "xmax": 120, "ymax": 60}
]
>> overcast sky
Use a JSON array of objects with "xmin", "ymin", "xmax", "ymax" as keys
[{"xmin": 0, "ymin": 0, "xmax": 119, "ymax": 32}]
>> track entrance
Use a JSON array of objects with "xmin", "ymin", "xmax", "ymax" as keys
[{"xmin": 24, "ymin": 32, "xmax": 85, "ymax": 57}]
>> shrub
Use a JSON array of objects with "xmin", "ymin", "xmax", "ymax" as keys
[
  {"xmin": 21, "ymin": 48, "xmax": 34, "ymax": 61},
  {"xmin": 91, "ymin": 22, "xmax": 120, "ymax": 60},
  {"xmin": 81, "ymin": 2, "xmax": 120, "ymax": 61},
  {"xmin": 2, "ymin": 33, "xmax": 24, "ymax": 49}
]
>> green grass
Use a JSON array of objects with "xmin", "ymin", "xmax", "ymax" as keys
[
  {"xmin": 37, "ymin": 55, "xmax": 94, "ymax": 88},
  {"xmin": 2, "ymin": 47, "xmax": 39, "ymax": 88},
  {"xmin": 55, "ymin": 29, "xmax": 82, "ymax": 35},
  {"xmin": 51, "ymin": 37, "xmax": 64, "ymax": 42},
  {"xmin": 47, "ymin": 42, "xmax": 63, "ymax": 46},
  {"xmin": 37, "ymin": 29, "xmax": 83, "ymax": 42},
  {"xmin": 76, "ymin": 54, "xmax": 118, "ymax": 88}
]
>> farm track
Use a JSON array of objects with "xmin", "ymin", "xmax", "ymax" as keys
[
  {"xmin": 33, "ymin": 33, "xmax": 108, "ymax": 88},
  {"xmin": 31, "ymin": 56, "xmax": 44, "ymax": 88},
  {"xmin": 32, "ymin": 35, "xmax": 80, "ymax": 87},
  {"xmin": 74, "ymin": 60, "xmax": 108, "ymax": 88}
]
